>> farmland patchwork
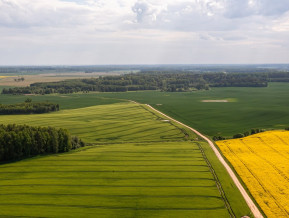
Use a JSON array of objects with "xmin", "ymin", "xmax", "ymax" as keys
[{"xmin": 0, "ymin": 102, "xmax": 244, "ymax": 217}]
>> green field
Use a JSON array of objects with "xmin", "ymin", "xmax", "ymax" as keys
[
  {"xmin": 89, "ymin": 82, "xmax": 289, "ymax": 137},
  {"xmin": 0, "ymin": 101, "xmax": 251, "ymax": 217},
  {"xmin": 3, "ymin": 82, "xmax": 282, "ymax": 216},
  {"xmin": 2, "ymin": 82, "xmax": 288, "ymax": 137},
  {"xmin": 0, "ymin": 90, "xmax": 125, "ymax": 110},
  {"xmin": 2, "ymin": 82, "xmax": 287, "ymax": 217},
  {"xmin": 0, "ymin": 142, "xmax": 231, "ymax": 218},
  {"xmin": 0, "ymin": 103, "xmax": 193, "ymax": 144}
]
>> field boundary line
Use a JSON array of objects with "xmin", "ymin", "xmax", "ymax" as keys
[
  {"xmin": 145, "ymin": 104, "xmax": 263, "ymax": 218},
  {"xmin": 196, "ymin": 142, "xmax": 235, "ymax": 217}
]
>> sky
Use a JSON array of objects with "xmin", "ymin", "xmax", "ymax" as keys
[{"xmin": 0, "ymin": 0, "xmax": 289, "ymax": 65}]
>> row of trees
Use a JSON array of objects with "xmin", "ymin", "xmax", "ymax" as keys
[
  {"xmin": 268, "ymin": 72, "xmax": 289, "ymax": 82},
  {"xmin": 214, "ymin": 127, "xmax": 289, "ymax": 141},
  {"xmin": 14, "ymin": 77, "xmax": 25, "ymax": 82},
  {"xmin": 232, "ymin": 128, "xmax": 265, "ymax": 139},
  {"xmin": 202, "ymin": 73, "xmax": 267, "ymax": 87},
  {"xmin": 0, "ymin": 101, "xmax": 59, "ymax": 114},
  {"xmin": 0, "ymin": 124, "xmax": 85, "ymax": 162},
  {"xmin": 213, "ymin": 128, "xmax": 265, "ymax": 141},
  {"xmin": 1, "ymin": 72, "xmax": 270, "ymax": 95}
]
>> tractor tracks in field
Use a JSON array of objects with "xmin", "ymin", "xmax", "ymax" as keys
[
  {"xmin": 145, "ymin": 104, "xmax": 264, "ymax": 218},
  {"xmin": 196, "ymin": 142, "xmax": 235, "ymax": 218}
]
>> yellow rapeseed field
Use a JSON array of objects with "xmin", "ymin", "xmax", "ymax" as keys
[
  {"xmin": 216, "ymin": 130, "xmax": 289, "ymax": 217},
  {"xmin": 0, "ymin": 76, "xmax": 15, "ymax": 79}
]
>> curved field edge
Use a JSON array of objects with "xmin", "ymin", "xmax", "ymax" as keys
[
  {"xmin": 0, "ymin": 101, "xmax": 229, "ymax": 217},
  {"xmin": 0, "ymin": 91, "xmax": 126, "ymax": 110},
  {"xmin": 200, "ymin": 141, "xmax": 256, "ymax": 217},
  {"xmin": 89, "ymin": 83, "xmax": 289, "ymax": 137},
  {"xmin": 0, "ymin": 102, "xmax": 194, "ymax": 144},
  {"xmin": 0, "ymin": 100, "xmax": 250, "ymax": 217},
  {"xmin": 216, "ymin": 130, "xmax": 289, "ymax": 217},
  {"xmin": 212, "ymin": 138, "xmax": 266, "ymax": 217},
  {"xmin": 145, "ymin": 105, "xmax": 253, "ymax": 217}
]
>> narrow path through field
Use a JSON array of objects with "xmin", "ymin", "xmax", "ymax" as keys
[{"xmin": 146, "ymin": 104, "xmax": 264, "ymax": 218}]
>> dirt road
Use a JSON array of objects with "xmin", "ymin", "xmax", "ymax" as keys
[{"xmin": 146, "ymin": 104, "xmax": 264, "ymax": 218}]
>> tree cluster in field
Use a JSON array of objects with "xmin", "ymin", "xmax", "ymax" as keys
[
  {"xmin": 0, "ymin": 124, "xmax": 85, "ymax": 162},
  {"xmin": 213, "ymin": 128, "xmax": 265, "ymax": 141},
  {"xmin": 14, "ymin": 77, "xmax": 25, "ymax": 82},
  {"xmin": 212, "ymin": 136, "xmax": 226, "ymax": 141},
  {"xmin": 0, "ymin": 100, "xmax": 59, "ymax": 115},
  {"xmin": 285, "ymin": 127, "xmax": 289, "ymax": 131},
  {"xmin": 1, "ymin": 72, "xmax": 270, "ymax": 95}
]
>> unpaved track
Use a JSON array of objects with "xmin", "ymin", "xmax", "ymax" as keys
[{"xmin": 146, "ymin": 104, "xmax": 264, "ymax": 218}]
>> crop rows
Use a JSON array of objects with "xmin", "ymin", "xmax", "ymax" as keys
[
  {"xmin": 216, "ymin": 130, "xmax": 289, "ymax": 217},
  {"xmin": 0, "ymin": 142, "xmax": 230, "ymax": 217},
  {"xmin": 92, "ymin": 83, "xmax": 289, "ymax": 137},
  {"xmin": 0, "ymin": 101, "xmax": 238, "ymax": 217},
  {"xmin": 0, "ymin": 103, "xmax": 189, "ymax": 143}
]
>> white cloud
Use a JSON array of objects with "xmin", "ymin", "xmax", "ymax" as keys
[
  {"xmin": 256, "ymin": 0, "xmax": 289, "ymax": 16},
  {"xmin": 0, "ymin": 0, "xmax": 93, "ymax": 28},
  {"xmin": 0, "ymin": 0, "xmax": 288, "ymax": 64},
  {"xmin": 223, "ymin": 0, "xmax": 289, "ymax": 18}
]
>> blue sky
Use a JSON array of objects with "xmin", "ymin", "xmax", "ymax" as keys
[{"xmin": 0, "ymin": 0, "xmax": 288, "ymax": 65}]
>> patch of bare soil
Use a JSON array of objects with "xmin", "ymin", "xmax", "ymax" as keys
[{"xmin": 202, "ymin": 100, "xmax": 228, "ymax": 102}]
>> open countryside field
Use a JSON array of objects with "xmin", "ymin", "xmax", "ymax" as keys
[
  {"xmin": 91, "ymin": 82, "xmax": 289, "ymax": 138},
  {"xmin": 0, "ymin": 89, "xmax": 126, "ymax": 110},
  {"xmin": 1, "ymin": 82, "xmax": 289, "ymax": 138},
  {"xmin": 0, "ymin": 71, "xmax": 125, "ymax": 87},
  {"xmin": 216, "ymin": 130, "xmax": 289, "ymax": 217},
  {"xmin": 0, "ymin": 101, "xmax": 251, "ymax": 217},
  {"xmin": 0, "ymin": 142, "xmax": 231, "ymax": 218},
  {"xmin": 0, "ymin": 75, "xmax": 87, "ymax": 87},
  {"xmin": 0, "ymin": 103, "xmax": 193, "ymax": 143}
]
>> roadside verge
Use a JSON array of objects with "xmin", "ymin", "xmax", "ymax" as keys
[{"xmin": 146, "ymin": 104, "xmax": 264, "ymax": 218}]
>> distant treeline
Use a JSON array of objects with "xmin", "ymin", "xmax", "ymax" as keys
[
  {"xmin": 267, "ymin": 72, "xmax": 289, "ymax": 82},
  {"xmin": 0, "ymin": 64, "xmax": 288, "ymax": 74},
  {"xmin": 0, "ymin": 66, "xmax": 138, "ymax": 74},
  {"xmin": 1, "ymin": 72, "xmax": 272, "ymax": 94},
  {"xmin": 0, "ymin": 102, "xmax": 59, "ymax": 114},
  {"xmin": 0, "ymin": 124, "xmax": 85, "ymax": 162}
]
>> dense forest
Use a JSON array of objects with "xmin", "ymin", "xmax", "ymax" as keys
[
  {"xmin": 0, "ymin": 124, "xmax": 85, "ymax": 162},
  {"xmin": 267, "ymin": 72, "xmax": 289, "ymax": 82},
  {"xmin": 1, "ymin": 72, "xmax": 271, "ymax": 94},
  {"xmin": 0, "ymin": 100, "xmax": 59, "ymax": 114}
]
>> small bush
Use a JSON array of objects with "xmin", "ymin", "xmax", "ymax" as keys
[
  {"xmin": 213, "ymin": 136, "xmax": 226, "ymax": 141},
  {"xmin": 244, "ymin": 131, "xmax": 250, "ymax": 137},
  {"xmin": 251, "ymin": 128, "xmax": 261, "ymax": 135},
  {"xmin": 233, "ymin": 133, "xmax": 244, "ymax": 139}
]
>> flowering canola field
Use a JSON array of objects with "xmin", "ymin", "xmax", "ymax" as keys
[
  {"xmin": 216, "ymin": 130, "xmax": 289, "ymax": 217},
  {"xmin": 0, "ymin": 76, "xmax": 14, "ymax": 78}
]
